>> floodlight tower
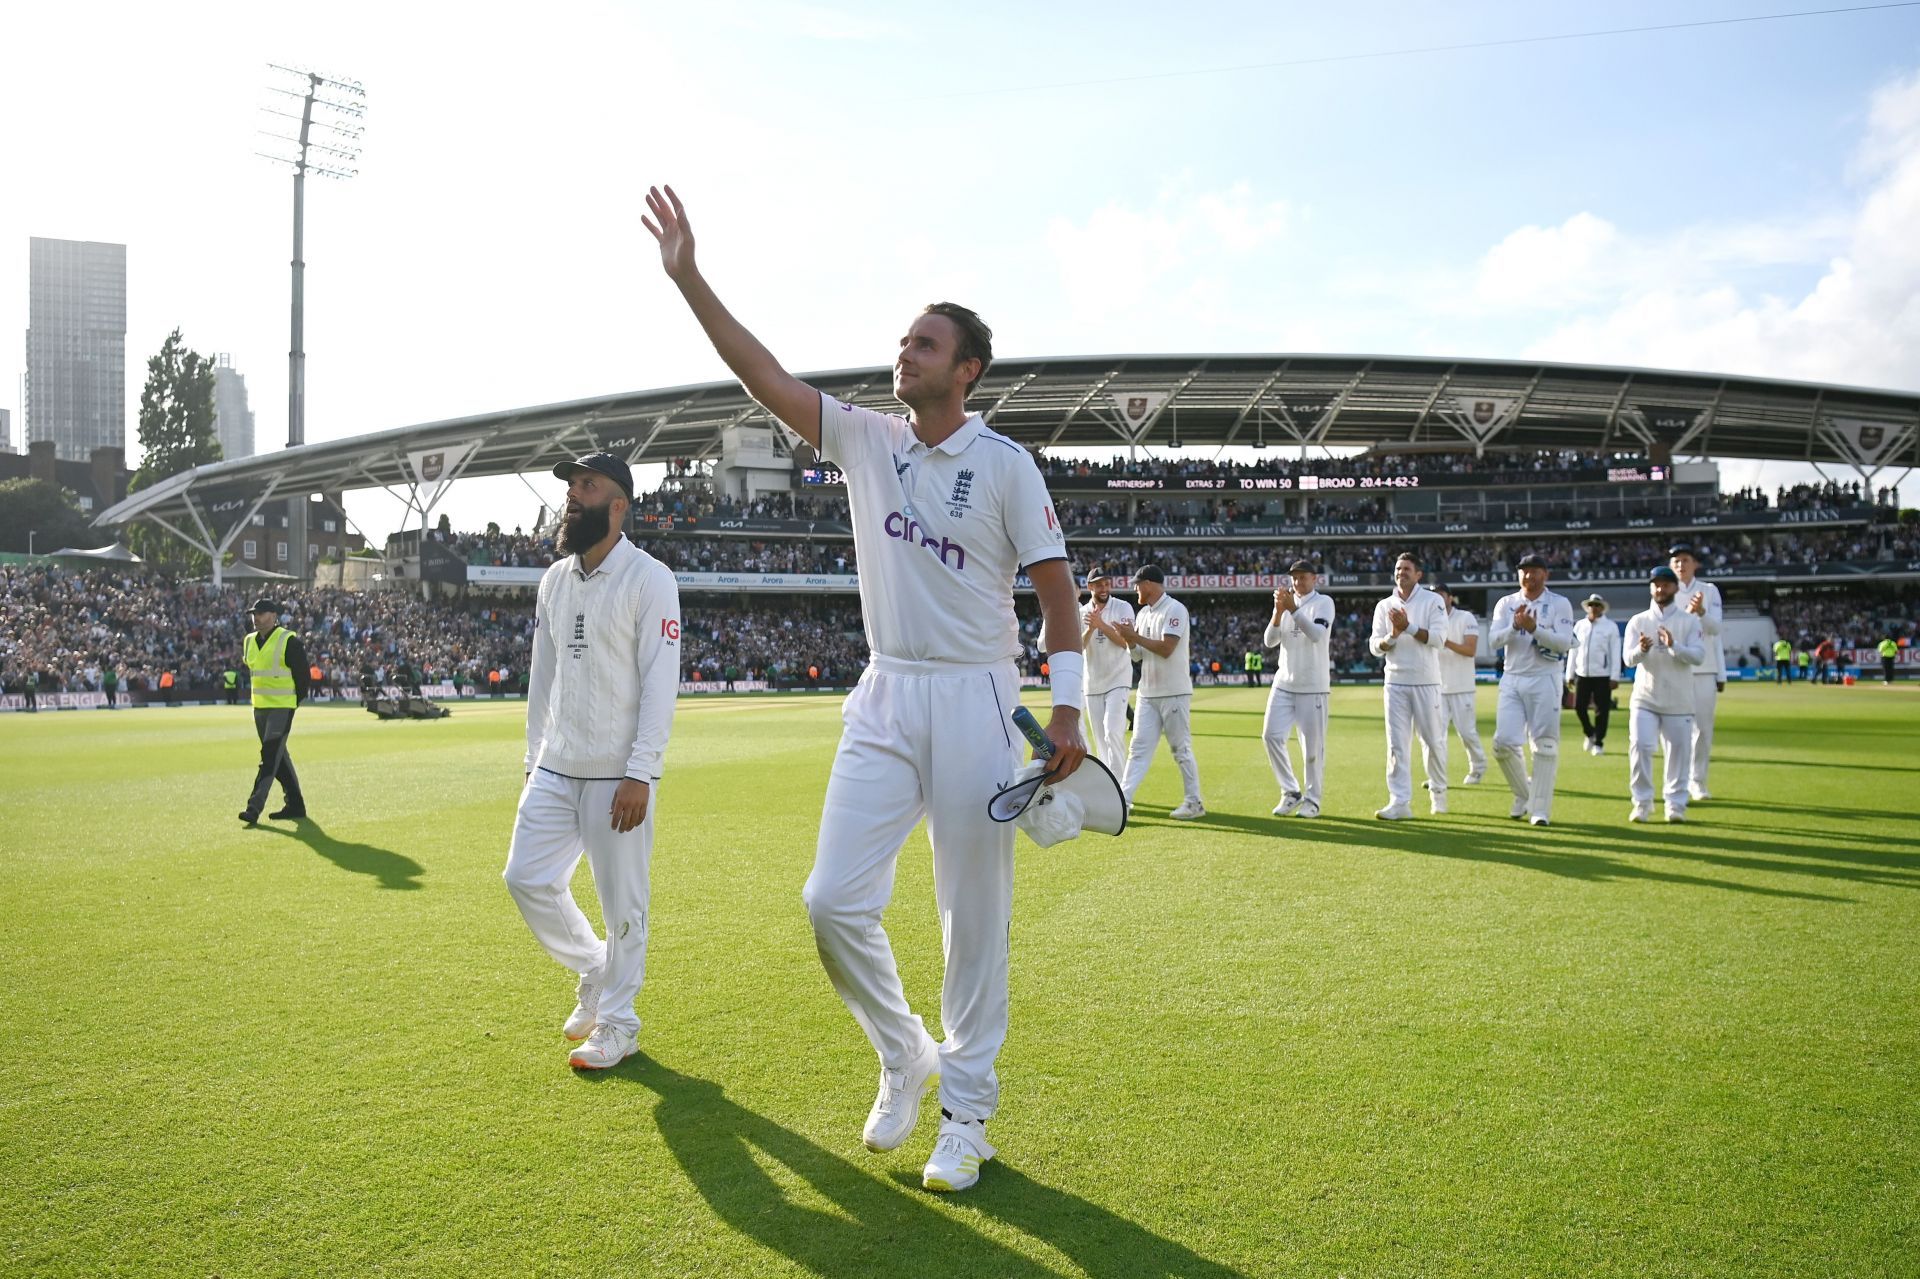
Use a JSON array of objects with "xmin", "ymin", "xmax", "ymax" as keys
[{"xmin": 259, "ymin": 64, "xmax": 364, "ymax": 581}]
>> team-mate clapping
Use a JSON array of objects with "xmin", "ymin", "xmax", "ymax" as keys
[
  {"xmin": 1489, "ymin": 553, "xmax": 1575, "ymax": 826},
  {"xmin": 1624, "ymin": 566, "xmax": 1705, "ymax": 823},
  {"xmin": 1261, "ymin": 559, "xmax": 1334, "ymax": 819}
]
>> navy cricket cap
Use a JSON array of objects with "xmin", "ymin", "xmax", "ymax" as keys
[
  {"xmin": 1666, "ymin": 542, "xmax": 1696, "ymax": 558},
  {"xmin": 1430, "ymin": 579, "xmax": 1452, "ymax": 596},
  {"xmin": 1650, "ymin": 566, "xmax": 1679, "ymax": 583},
  {"xmin": 553, "ymin": 451, "xmax": 634, "ymax": 500},
  {"xmin": 249, "ymin": 597, "xmax": 283, "ymax": 614},
  {"xmin": 1516, "ymin": 552, "xmax": 1549, "ymax": 570},
  {"xmin": 1287, "ymin": 558, "xmax": 1317, "ymax": 574},
  {"xmin": 1086, "ymin": 567, "xmax": 1110, "ymax": 582},
  {"xmin": 1132, "ymin": 565, "xmax": 1166, "ymax": 584}
]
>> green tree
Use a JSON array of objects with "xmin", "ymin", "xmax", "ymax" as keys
[
  {"xmin": 0, "ymin": 478, "xmax": 96, "ymax": 554},
  {"xmin": 125, "ymin": 329, "xmax": 221, "ymax": 572}
]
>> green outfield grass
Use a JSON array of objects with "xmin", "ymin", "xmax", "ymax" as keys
[{"xmin": 3, "ymin": 683, "xmax": 1917, "ymax": 1277}]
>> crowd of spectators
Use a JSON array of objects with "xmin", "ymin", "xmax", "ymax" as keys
[
  {"xmin": 1036, "ymin": 446, "xmax": 1629, "ymax": 482},
  {"xmin": 678, "ymin": 600, "xmax": 868, "ymax": 686},
  {"xmin": 1764, "ymin": 589, "xmax": 1920, "ymax": 649},
  {"xmin": 1723, "ymin": 479, "xmax": 1900, "ymax": 512},
  {"xmin": 0, "ymin": 565, "xmax": 535, "ymax": 698}
]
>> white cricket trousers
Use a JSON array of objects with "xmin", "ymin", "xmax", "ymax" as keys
[
  {"xmin": 802, "ymin": 656, "xmax": 1023, "ymax": 1125},
  {"xmin": 1630, "ymin": 707, "xmax": 1694, "ymax": 814},
  {"xmin": 1383, "ymin": 683, "xmax": 1447, "ymax": 808},
  {"xmin": 503, "ymin": 769, "xmax": 654, "ymax": 1034},
  {"xmin": 1689, "ymin": 672, "xmax": 1719, "ymax": 792},
  {"xmin": 1493, "ymin": 673, "xmax": 1562, "ymax": 821},
  {"xmin": 1262, "ymin": 688, "xmax": 1328, "ymax": 806},
  {"xmin": 1086, "ymin": 685, "xmax": 1131, "ymax": 767},
  {"xmin": 1121, "ymin": 694, "xmax": 1202, "ymax": 806},
  {"xmin": 1441, "ymin": 690, "xmax": 1487, "ymax": 779}
]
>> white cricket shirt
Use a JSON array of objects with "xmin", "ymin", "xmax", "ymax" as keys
[
  {"xmin": 1624, "ymin": 601, "xmax": 1705, "ymax": 715},
  {"xmin": 525, "ymin": 534, "xmax": 682, "ymax": 781},
  {"xmin": 1263, "ymin": 589, "xmax": 1334, "ymax": 693},
  {"xmin": 1082, "ymin": 594, "xmax": 1137, "ymax": 695},
  {"xmin": 1489, "ymin": 588, "xmax": 1576, "ymax": 678},
  {"xmin": 1368, "ymin": 586, "xmax": 1447, "ymax": 686},
  {"xmin": 820, "ymin": 394, "xmax": 1066, "ymax": 664},
  {"xmin": 1439, "ymin": 607, "xmax": 1480, "ymax": 695},
  {"xmin": 1132, "ymin": 593, "xmax": 1193, "ymax": 698},
  {"xmin": 1675, "ymin": 574, "xmax": 1725, "ymax": 676}
]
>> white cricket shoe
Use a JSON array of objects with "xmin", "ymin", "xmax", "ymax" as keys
[
  {"xmin": 1374, "ymin": 803, "xmax": 1413, "ymax": 821},
  {"xmin": 1629, "ymin": 804, "xmax": 1652, "ymax": 823},
  {"xmin": 1461, "ymin": 771, "xmax": 1484, "ymax": 786},
  {"xmin": 1688, "ymin": 786, "xmax": 1711, "ymax": 802},
  {"xmin": 1529, "ymin": 814, "xmax": 1550, "ymax": 827},
  {"xmin": 1509, "ymin": 798, "xmax": 1530, "ymax": 820},
  {"xmin": 863, "ymin": 1035, "xmax": 940, "ymax": 1152},
  {"xmin": 1292, "ymin": 801, "xmax": 1321, "ymax": 819},
  {"xmin": 1429, "ymin": 793, "xmax": 1449, "ymax": 815},
  {"xmin": 1665, "ymin": 808, "xmax": 1687, "ymax": 824},
  {"xmin": 563, "ymin": 971, "xmax": 603, "ymax": 1042},
  {"xmin": 1169, "ymin": 799, "xmax": 1206, "ymax": 820},
  {"xmin": 568, "ymin": 1021, "xmax": 637, "ymax": 1070},
  {"xmin": 1272, "ymin": 793, "xmax": 1303, "ymax": 817},
  {"xmin": 922, "ymin": 1118, "xmax": 996, "ymax": 1193}
]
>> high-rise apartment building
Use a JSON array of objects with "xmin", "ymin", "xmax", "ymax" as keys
[
  {"xmin": 212, "ymin": 352, "xmax": 255, "ymax": 461},
  {"xmin": 25, "ymin": 237, "xmax": 127, "ymax": 462},
  {"xmin": 0, "ymin": 406, "xmax": 12, "ymax": 453}
]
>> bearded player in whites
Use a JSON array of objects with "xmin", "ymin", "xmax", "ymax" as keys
[
  {"xmin": 1668, "ymin": 543, "xmax": 1724, "ymax": 801},
  {"xmin": 504, "ymin": 452, "xmax": 682, "ymax": 1071},
  {"xmin": 646, "ymin": 185, "xmax": 1087, "ymax": 1194},
  {"xmin": 1261, "ymin": 558, "xmax": 1334, "ymax": 819},
  {"xmin": 1624, "ymin": 566, "xmax": 1705, "ymax": 822},
  {"xmin": 1488, "ymin": 553, "xmax": 1575, "ymax": 826},
  {"xmin": 1080, "ymin": 567, "xmax": 1136, "ymax": 766}
]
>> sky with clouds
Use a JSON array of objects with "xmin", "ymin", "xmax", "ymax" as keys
[{"xmin": 3, "ymin": 0, "xmax": 1918, "ymax": 539}]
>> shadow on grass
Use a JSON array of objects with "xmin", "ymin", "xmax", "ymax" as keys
[
  {"xmin": 255, "ymin": 819, "xmax": 424, "ymax": 891},
  {"xmin": 588, "ymin": 1055, "xmax": 1246, "ymax": 1279},
  {"xmin": 1131, "ymin": 808, "xmax": 1859, "ymax": 901}
]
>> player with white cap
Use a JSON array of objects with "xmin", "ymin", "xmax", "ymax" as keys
[
  {"xmin": 1367, "ymin": 551, "xmax": 1449, "ymax": 820},
  {"xmin": 1261, "ymin": 558, "xmax": 1334, "ymax": 818},
  {"xmin": 1567, "ymin": 593, "xmax": 1622, "ymax": 756},
  {"xmin": 1431, "ymin": 581, "xmax": 1487, "ymax": 786},
  {"xmin": 1080, "ymin": 567, "xmax": 1136, "ymax": 767},
  {"xmin": 1624, "ymin": 566, "xmax": 1705, "ymax": 822},
  {"xmin": 1667, "ymin": 543, "xmax": 1724, "ymax": 801},
  {"xmin": 1488, "ymin": 552, "xmax": 1576, "ymax": 825},
  {"xmin": 644, "ymin": 184, "xmax": 1087, "ymax": 1194}
]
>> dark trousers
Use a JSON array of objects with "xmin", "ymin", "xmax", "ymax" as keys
[
  {"xmin": 1886, "ymin": 658, "xmax": 1898, "ymax": 685},
  {"xmin": 1775, "ymin": 659, "xmax": 1789, "ymax": 683},
  {"xmin": 247, "ymin": 707, "xmax": 304, "ymax": 815},
  {"xmin": 1573, "ymin": 676, "xmax": 1613, "ymax": 745}
]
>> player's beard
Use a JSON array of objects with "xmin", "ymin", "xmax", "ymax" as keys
[{"xmin": 559, "ymin": 499, "xmax": 613, "ymax": 554}]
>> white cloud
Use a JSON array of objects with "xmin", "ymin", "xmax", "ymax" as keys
[
  {"xmin": 1474, "ymin": 211, "xmax": 1621, "ymax": 308},
  {"xmin": 1519, "ymin": 68, "xmax": 1920, "ymax": 390}
]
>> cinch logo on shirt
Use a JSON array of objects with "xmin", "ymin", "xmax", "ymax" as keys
[{"xmin": 884, "ymin": 510, "xmax": 967, "ymax": 571}]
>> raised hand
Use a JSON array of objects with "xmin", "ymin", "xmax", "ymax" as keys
[
  {"xmin": 1657, "ymin": 625, "xmax": 1674, "ymax": 648},
  {"xmin": 1514, "ymin": 603, "xmax": 1537, "ymax": 633},
  {"xmin": 1686, "ymin": 591, "xmax": 1706, "ymax": 617},
  {"xmin": 642, "ymin": 185, "xmax": 696, "ymax": 282},
  {"xmin": 1388, "ymin": 606, "xmax": 1409, "ymax": 635},
  {"xmin": 1639, "ymin": 632, "xmax": 1654, "ymax": 654}
]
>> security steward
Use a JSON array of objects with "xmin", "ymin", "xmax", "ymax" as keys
[
  {"xmin": 1244, "ymin": 648, "xmax": 1264, "ymax": 687},
  {"xmin": 221, "ymin": 667, "xmax": 240, "ymax": 704},
  {"xmin": 239, "ymin": 598, "xmax": 311, "ymax": 825}
]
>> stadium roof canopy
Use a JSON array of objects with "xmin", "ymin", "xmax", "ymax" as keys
[{"xmin": 96, "ymin": 352, "xmax": 1919, "ymax": 554}]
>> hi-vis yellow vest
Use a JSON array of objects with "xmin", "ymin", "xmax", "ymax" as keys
[{"xmin": 245, "ymin": 627, "xmax": 299, "ymax": 709}]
